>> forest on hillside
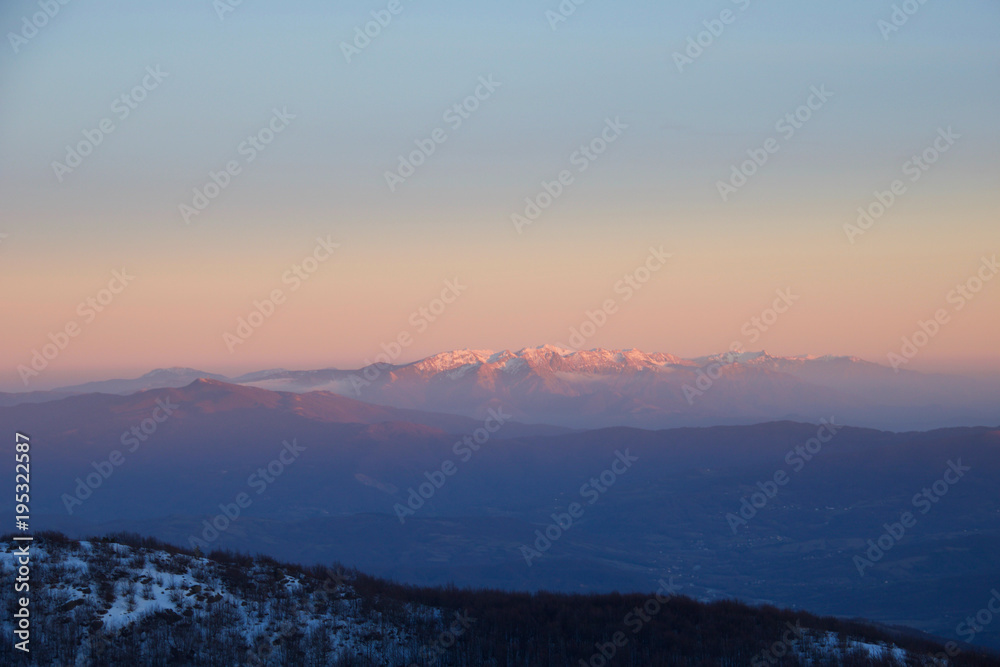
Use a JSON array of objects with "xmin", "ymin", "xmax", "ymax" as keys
[{"xmin": 1, "ymin": 532, "xmax": 996, "ymax": 666}]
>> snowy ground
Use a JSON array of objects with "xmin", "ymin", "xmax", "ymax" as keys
[{"xmin": 0, "ymin": 539, "xmax": 441, "ymax": 665}]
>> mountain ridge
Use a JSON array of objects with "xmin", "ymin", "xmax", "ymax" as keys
[{"xmin": 4, "ymin": 345, "xmax": 999, "ymax": 431}]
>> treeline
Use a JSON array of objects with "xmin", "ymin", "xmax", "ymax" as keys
[{"xmin": 351, "ymin": 572, "xmax": 999, "ymax": 667}]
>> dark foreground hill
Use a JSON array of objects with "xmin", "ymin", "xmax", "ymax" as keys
[{"xmin": 1, "ymin": 533, "xmax": 997, "ymax": 666}]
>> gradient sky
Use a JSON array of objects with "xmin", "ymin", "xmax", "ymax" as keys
[{"xmin": 1, "ymin": 0, "xmax": 998, "ymax": 390}]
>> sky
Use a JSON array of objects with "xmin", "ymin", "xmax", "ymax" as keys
[{"xmin": 1, "ymin": 0, "xmax": 998, "ymax": 390}]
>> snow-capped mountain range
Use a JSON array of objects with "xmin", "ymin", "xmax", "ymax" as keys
[{"xmin": 5, "ymin": 346, "xmax": 1000, "ymax": 431}]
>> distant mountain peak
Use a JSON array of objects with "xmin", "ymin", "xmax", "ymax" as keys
[
  {"xmin": 409, "ymin": 349, "xmax": 495, "ymax": 374},
  {"xmin": 141, "ymin": 367, "xmax": 214, "ymax": 378},
  {"xmin": 516, "ymin": 344, "xmax": 573, "ymax": 356},
  {"xmin": 168, "ymin": 378, "xmax": 279, "ymax": 409},
  {"xmin": 188, "ymin": 377, "xmax": 227, "ymax": 386}
]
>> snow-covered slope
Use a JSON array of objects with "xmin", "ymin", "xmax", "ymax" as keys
[
  {"xmin": 0, "ymin": 537, "xmax": 441, "ymax": 665},
  {"xmin": 1, "ymin": 535, "xmax": 984, "ymax": 666}
]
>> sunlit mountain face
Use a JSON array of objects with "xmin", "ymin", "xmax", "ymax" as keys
[{"xmin": 10, "ymin": 346, "xmax": 999, "ymax": 431}]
